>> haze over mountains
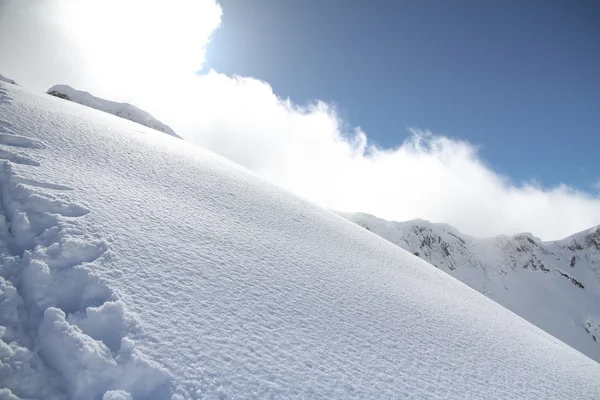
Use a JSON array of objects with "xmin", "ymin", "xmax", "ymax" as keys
[{"xmin": 1, "ymin": 81, "xmax": 599, "ymax": 399}]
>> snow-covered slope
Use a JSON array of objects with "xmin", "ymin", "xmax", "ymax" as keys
[
  {"xmin": 47, "ymin": 84, "xmax": 181, "ymax": 138},
  {"xmin": 0, "ymin": 74, "xmax": 17, "ymax": 85},
  {"xmin": 1, "ymin": 82, "xmax": 599, "ymax": 399},
  {"xmin": 341, "ymin": 212, "xmax": 600, "ymax": 363}
]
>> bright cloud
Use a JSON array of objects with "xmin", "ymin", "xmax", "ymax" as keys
[
  {"xmin": 55, "ymin": 0, "xmax": 222, "ymax": 95},
  {"xmin": 159, "ymin": 72, "xmax": 600, "ymax": 240},
  {"xmin": 0, "ymin": 0, "xmax": 598, "ymax": 240},
  {"xmin": 0, "ymin": 0, "xmax": 222, "ymax": 98}
]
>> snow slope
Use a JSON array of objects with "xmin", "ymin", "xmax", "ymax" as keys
[
  {"xmin": 47, "ymin": 84, "xmax": 181, "ymax": 139},
  {"xmin": 0, "ymin": 82, "xmax": 599, "ymax": 399},
  {"xmin": 341, "ymin": 212, "xmax": 600, "ymax": 363}
]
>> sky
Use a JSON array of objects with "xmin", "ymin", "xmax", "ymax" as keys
[
  {"xmin": 206, "ymin": 0, "xmax": 600, "ymax": 190},
  {"xmin": 0, "ymin": 0, "xmax": 599, "ymax": 240}
]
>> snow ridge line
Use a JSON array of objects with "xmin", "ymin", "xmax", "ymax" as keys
[{"xmin": 0, "ymin": 130, "xmax": 171, "ymax": 398}]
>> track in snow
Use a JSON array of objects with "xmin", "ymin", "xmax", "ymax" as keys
[
  {"xmin": 0, "ymin": 84, "xmax": 170, "ymax": 400},
  {"xmin": 0, "ymin": 133, "xmax": 46, "ymax": 149}
]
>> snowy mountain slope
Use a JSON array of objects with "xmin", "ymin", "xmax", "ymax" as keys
[
  {"xmin": 341, "ymin": 212, "xmax": 600, "ymax": 363},
  {"xmin": 0, "ymin": 74, "xmax": 17, "ymax": 85},
  {"xmin": 47, "ymin": 84, "xmax": 181, "ymax": 139},
  {"xmin": 0, "ymin": 82, "xmax": 599, "ymax": 399}
]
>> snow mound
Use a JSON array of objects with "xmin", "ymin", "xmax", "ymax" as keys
[
  {"xmin": 0, "ymin": 74, "xmax": 17, "ymax": 85},
  {"xmin": 341, "ymin": 211, "xmax": 600, "ymax": 363},
  {"xmin": 46, "ymin": 84, "xmax": 181, "ymax": 139},
  {"xmin": 1, "ymin": 81, "xmax": 600, "ymax": 398}
]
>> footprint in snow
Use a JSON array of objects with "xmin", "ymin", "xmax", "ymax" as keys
[
  {"xmin": 0, "ymin": 133, "xmax": 46, "ymax": 149},
  {"xmin": 0, "ymin": 148, "xmax": 40, "ymax": 166}
]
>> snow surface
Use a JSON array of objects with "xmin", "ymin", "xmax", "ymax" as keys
[
  {"xmin": 1, "ymin": 82, "xmax": 599, "ymax": 399},
  {"xmin": 341, "ymin": 212, "xmax": 600, "ymax": 363},
  {"xmin": 46, "ymin": 85, "xmax": 181, "ymax": 139}
]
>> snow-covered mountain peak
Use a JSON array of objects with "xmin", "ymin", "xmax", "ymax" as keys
[
  {"xmin": 512, "ymin": 232, "xmax": 540, "ymax": 241},
  {"xmin": 47, "ymin": 84, "xmax": 181, "ymax": 139},
  {"xmin": 559, "ymin": 225, "xmax": 600, "ymax": 251}
]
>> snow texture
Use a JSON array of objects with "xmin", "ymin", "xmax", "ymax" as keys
[
  {"xmin": 46, "ymin": 84, "xmax": 181, "ymax": 139},
  {"xmin": 341, "ymin": 212, "xmax": 600, "ymax": 363},
  {"xmin": 0, "ymin": 81, "xmax": 599, "ymax": 398}
]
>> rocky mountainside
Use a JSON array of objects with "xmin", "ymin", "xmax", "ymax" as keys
[
  {"xmin": 47, "ymin": 84, "xmax": 181, "ymax": 138},
  {"xmin": 341, "ymin": 212, "xmax": 600, "ymax": 363}
]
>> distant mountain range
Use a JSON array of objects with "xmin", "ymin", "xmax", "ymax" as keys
[
  {"xmin": 47, "ymin": 84, "xmax": 181, "ymax": 138},
  {"xmin": 341, "ymin": 212, "xmax": 600, "ymax": 363}
]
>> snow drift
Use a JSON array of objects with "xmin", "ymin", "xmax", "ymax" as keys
[
  {"xmin": 0, "ymin": 74, "xmax": 17, "ymax": 85},
  {"xmin": 46, "ymin": 84, "xmax": 181, "ymax": 138},
  {"xmin": 1, "ymin": 82, "xmax": 599, "ymax": 399}
]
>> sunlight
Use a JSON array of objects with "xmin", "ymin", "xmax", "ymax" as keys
[{"xmin": 54, "ymin": 0, "xmax": 222, "ymax": 98}]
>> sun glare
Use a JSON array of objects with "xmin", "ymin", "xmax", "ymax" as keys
[{"xmin": 54, "ymin": 0, "xmax": 222, "ymax": 97}]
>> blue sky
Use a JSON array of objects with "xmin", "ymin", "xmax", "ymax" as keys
[{"xmin": 205, "ymin": 0, "xmax": 600, "ymax": 190}]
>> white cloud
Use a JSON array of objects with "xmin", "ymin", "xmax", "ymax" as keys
[
  {"xmin": 161, "ymin": 72, "xmax": 600, "ymax": 240},
  {"xmin": 1, "ymin": 0, "xmax": 598, "ymax": 240}
]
